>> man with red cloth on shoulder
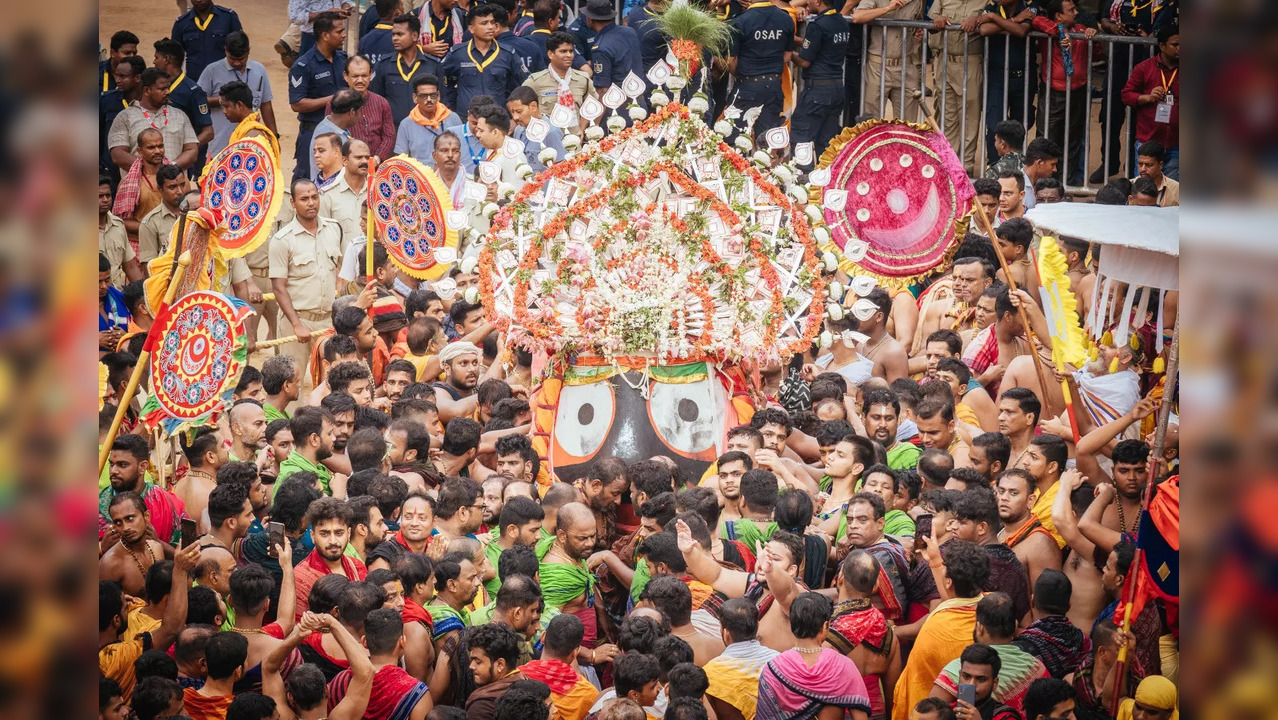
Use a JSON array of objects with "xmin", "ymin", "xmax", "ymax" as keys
[{"xmin": 294, "ymin": 497, "xmax": 368, "ymax": 619}]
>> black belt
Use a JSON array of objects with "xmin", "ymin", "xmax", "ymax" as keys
[
  {"xmin": 808, "ymin": 77, "xmax": 843, "ymax": 86},
  {"xmin": 299, "ymin": 119, "xmax": 319, "ymax": 130},
  {"xmin": 739, "ymin": 73, "xmax": 781, "ymax": 83}
]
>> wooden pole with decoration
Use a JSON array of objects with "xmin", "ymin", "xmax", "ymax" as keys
[
  {"xmin": 98, "ymin": 253, "xmax": 192, "ymax": 476},
  {"xmin": 914, "ymin": 102, "xmax": 1055, "ymax": 410},
  {"xmin": 968, "ymin": 201, "xmax": 1055, "ymax": 417},
  {"xmin": 1109, "ymin": 312, "xmax": 1179, "ymax": 714},
  {"xmin": 365, "ymin": 157, "xmax": 379, "ymax": 281}
]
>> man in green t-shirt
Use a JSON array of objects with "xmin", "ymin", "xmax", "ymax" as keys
[
  {"xmin": 276, "ymin": 406, "xmax": 336, "ymax": 495},
  {"xmin": 261, "ymin": 354, "xmax": 300, "ymax": 423},
  {"xmin": 863, "ymin": 388, "xmax": 921, "ymax": 470}
]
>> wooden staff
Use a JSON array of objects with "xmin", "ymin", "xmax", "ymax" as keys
[
  {"xmin": 152, "ymin": 426, "xmax": 165, "ymax": 489},
  {"xmin": 1110, "ymin": 312, "xmax": 1180, "ymax": 714},
  {"xmin": 969, "ymin": 201, "xmax": 1054, "ymax": 415},
  {"xmin": 98, "ymin": 252, "xmax": 192, "ymax": 476},
  {"xmin": 259, "ymin": 293, "xmax": 275, "ymax": 302},
  {"xmin": 365, "ymin": 158, "xmax": 378, "ymax": 280},
  {"xmin": 914, "ymin": 101, "xmax": 1056, "ymax": 410}
]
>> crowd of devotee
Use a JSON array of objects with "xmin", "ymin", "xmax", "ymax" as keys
[{"xmin": 99, "ymin": 0, "xmax": 1179, "ymax": 717}]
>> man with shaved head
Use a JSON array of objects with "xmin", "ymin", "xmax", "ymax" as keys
[
  {"xmin": 192, "ymin": 545, "xmax": 238, "ymax": 621},
  {"xmin": 228, "ymin": 399, "xmax": 268, "ymax": 464},
  {"xmin": 826, "ymin": 550, "xmax": 900, "ymax": 718},
  {"xmin": 539, "ymin": 502, "xmax": 608, "ymax": 667},
  {"xmin": 538, "ymin": 482, "xmax": 580, "ymax": 550}
]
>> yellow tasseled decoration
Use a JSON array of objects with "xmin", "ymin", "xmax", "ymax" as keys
[
  {"xmin": 1036, "ymin": 236, "xmax": 1091, "ymax": 367},
  {"xmin": 1152, "ymin": 356, "xmax": 1165, "ymax": 374},
  {"xmin": 1109, "ymin": 356, "xmax": 1120, "ymax": 374}
]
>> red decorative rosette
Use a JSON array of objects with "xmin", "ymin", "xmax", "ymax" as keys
[
  {"xmin": 146, "ymin": 291, "xmax": 252, "ymax": 430},
  {"xmin": 819, "ymin": 120, "xmax": 974, "ymax": 287},
  {"xmin": 200, "ymin": 136, "xmax": 283, "ymax": 258}
]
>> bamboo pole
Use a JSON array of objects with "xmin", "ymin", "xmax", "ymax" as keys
[
  {"xmin": 1109, "ymin": 312, "xmax": 1179, "ymax": 713},
  {"xmin": 968, "ymin": 201, "xmax": 1055, "ymax": 414},
  {"xmin": 98, "ymin": 252, "xmax": 193, "ymax": 476},
  {"xmin": 365, "ymin": 158, "xmax": 378, "ymax": 280}
]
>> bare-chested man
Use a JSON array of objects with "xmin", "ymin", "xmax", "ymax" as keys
[
  {"xmin": 1059, "ymin": 237, "xmax": 1095, "ymax": 320},
  {"xmin": 174, "ymin": 427, "xmax": 229, "ymax": 534},
  {"xmin": 854, "ymin": 288, "xmax": 910, "ymax": 383},
  {"xmin": 675, "ymin": 518, "xmax": 808, "ymax": 653},
  {"xmin": 540, "ymin": 503, "xmax": 619, "ymax": 668},
  {"xmin": 912, "ymin": 257, "xmax": 997, "ymax": 373},
  {"xmin": 100, "ymin": 492, "xmax": 169, "ymax": 597},
  {"xmin": 995, "ymin": 469, "xmax": 1062, "ymax": 589},
  {"xmin": 997, "ymin": 387, "xmax": 1041, "ymax": 471},
  {"xmin": 993, "ymin": 218, "xmax": 1040, "ymax": 302}
]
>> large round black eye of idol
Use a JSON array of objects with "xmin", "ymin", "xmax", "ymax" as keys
[
  {"xmin": 578, "ymin": 403, "xmax": 595, "ymax": 425},
  {"xmin": 678, "ymin": 398, "xmax": 699, "ymax": 423}
]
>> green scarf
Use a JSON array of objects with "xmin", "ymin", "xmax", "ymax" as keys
[
  {"xmin": 539, "ymin": 558, "xmax": 594, "ymax": 610},
  {"xmin": 720, "ymin": 518, "xmax": 777, "ymax": 550}
]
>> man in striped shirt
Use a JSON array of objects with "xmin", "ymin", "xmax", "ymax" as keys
[{"xmin": 330, "ymin": 55, "xmax": 396, "ymax": 159}]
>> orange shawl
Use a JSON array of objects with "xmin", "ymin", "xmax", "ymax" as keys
[
  {"xmin": 182, "ymin": 687, "xmax": 233, "ymax": 720},
  {"xmin": 891, "ymin": 596, "xmax": 981, "ymax": 720}
]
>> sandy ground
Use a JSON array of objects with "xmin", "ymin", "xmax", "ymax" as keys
[{"xmin": 100, "ymin": 0, "xmax": 302, "ymax": 167}]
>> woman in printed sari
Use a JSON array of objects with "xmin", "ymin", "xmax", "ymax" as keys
[{"xmin": 756, "ymin": 592, "xmax": 872, "ymax": 720}]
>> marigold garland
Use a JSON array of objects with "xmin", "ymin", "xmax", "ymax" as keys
[{"xmin": 478, "ymin": 102, "xmax": 826, "ymax": 366}]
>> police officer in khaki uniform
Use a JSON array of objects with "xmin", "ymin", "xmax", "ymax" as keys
[
  {"xmin": 244, "ymin": 187, "xmax": 292, "ymax": 351},
  {"xmin": 853, "ymin": 0, "xmax": 924, "ymax": 122},
  {"xmin": 928, "ymin": 0, "xmax": 986, "ymax": 173},
  {"xmin": 318, "ymin": 137, "xmax": 370, "ymax": 245},
  {"xmin": 269, "ymin": 177, "xmax": 343, "ymax": 379}
]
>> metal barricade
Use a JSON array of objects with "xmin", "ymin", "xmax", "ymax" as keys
[{"xmin": 852, "ymin": 18, "xmax": 1157, "ymax": 191}]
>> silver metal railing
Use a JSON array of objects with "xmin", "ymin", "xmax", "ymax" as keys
[{"xmin": 852, "ymin": 18, "xmax": 1158, "ymax": 191}]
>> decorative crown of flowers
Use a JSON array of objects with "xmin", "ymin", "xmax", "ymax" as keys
[{"xmin": 478, "ymin": 103, "xmax": 827, "ymax": 367}]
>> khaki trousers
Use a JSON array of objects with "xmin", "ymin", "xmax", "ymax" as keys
[
  {"xmin": 277, "ymin": 310, "xmax": 332, "ymax": 389},
  {"xmin": 862, "ymin": 54, "xmax": 922, "ymax": 123},
  {"xmin": 248, "ymin": 272, "xmax": 280, "ymax": 353},
  {"xmin": 934, "ymin": 50, "xmax": 984, "ymax": 174}
]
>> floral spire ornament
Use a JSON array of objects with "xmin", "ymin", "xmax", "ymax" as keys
[{"xmin": 657, "ymin": 2, "xmax": 732, "ymax": 81}]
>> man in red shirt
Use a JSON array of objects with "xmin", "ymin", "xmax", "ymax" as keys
[
  {"xmin": 332, "ymin": 55, "xmax": 396, "ymax": 160},
  {"xmin": 1032, "ymin": 0, "xmax": 1097, "ymax": 186},
  {"xmin": 1122, "ymin": 25, "xmax": 1179, "ymax": 180},
  {"xmin": 294, "ymin": 497, "xmax": 369, "ymax": 619}
]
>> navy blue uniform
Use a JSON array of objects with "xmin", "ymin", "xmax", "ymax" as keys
[
  {"xmin": 589, "ymin": 22, "xmax": 644, "ymax": 91},
  {"xmin": 497, "ymin": 30, "xmax": 539, "ymax": 78},
  {"xmin": 729, "ymin": 2, "xmax": 794, "ymax": 135},
  {"xmin": 171, "ymin": 5, "xmax": 244, "ymax": 82},
  {"xmin": 166, "ymin": 71, "xmax": 215, "ymax": 173},
  {"xmin": 982, "ymin": 0, "xmax": 1037, "ymax": 165},
  {"xmin": 626, "ymin": 3, "xmax": 669, "ymax": 72},
  {"xmin": 441, "ymin": 40, "xmax": 528, "ymax": 117},
  {"xmin": 359, "ymin": 22, "xmax": 396, "ymax": 65},
  {"xmin": 513, "ymin": 11, "xmax": 536, "ymax": 36},
  {"xmin": 100, "ymin": 90, "xmax": 130, "ymax": 180},
  {"xmin": 711, "ymin": 1, "xmax": 744, "ymax": 122},
  {"xmin": 359, "ymin": 4, "xmax": 382, "ymax": 37},
  {"xmin": 166, "ymin": 72, "xmax": 214, "ymax": 136},
  {"xmin": 370, "ymin": 51, "xmax": 444, "ymax": 125},
  {"xmin": 791, "ymin": 8, "xmax": 849, "ymax": 164},
  {"xmin": 526, "ymin": 29, "xmax": 591, "ymax": 73},
  {"xmin": 288, "ymin": 46, "xmax": 347, "ymax": 180},
  {"xmin": 567, "ymin": 15, "xmax": 598, "ymax": 65},
  {"xmin": 100, "ymin": 60, "xmax": 116, "ymax": 95},
  {"xmin": 423, "ymin": 4, "xmax": 468, "ymax": 48}
]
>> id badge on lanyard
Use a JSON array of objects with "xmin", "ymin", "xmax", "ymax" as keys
[{"xmin": 1156, "ymin": 93, "xmax": 1173, "ymax": 124}]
